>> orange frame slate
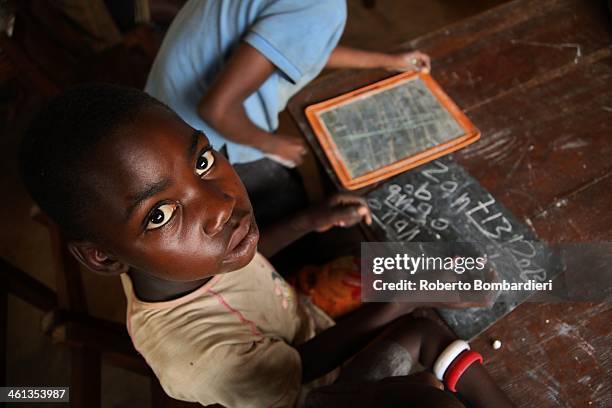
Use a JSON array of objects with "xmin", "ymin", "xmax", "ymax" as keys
[{"xmin": 305, "ymin": 71, "xmax": 480, "ymax": 190}]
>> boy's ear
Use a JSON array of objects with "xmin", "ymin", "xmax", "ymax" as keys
[{"xmin": 67, "ymin": 241, "xmax": 128, "ymax": 276}]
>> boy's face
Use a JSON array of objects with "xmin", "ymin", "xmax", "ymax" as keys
[{"xmin": 78, "ymin": 110, "xmax": 259, "ymax": 281}]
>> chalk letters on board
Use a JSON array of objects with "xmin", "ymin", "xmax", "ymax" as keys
[{"xmin": 366, "ymin": 157, "xmax": 560, "ymax": 339}]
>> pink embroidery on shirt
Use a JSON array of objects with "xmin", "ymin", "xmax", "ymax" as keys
[
  {"xmin": 271, "ymin": 271, "xmax": 293, "ymax": 310},
  {"xmin": 208, "ymin": 289, "xmax": 263, "ymax": 338}
]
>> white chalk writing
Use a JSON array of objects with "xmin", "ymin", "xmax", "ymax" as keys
[{"xmin": 368, "ymin": 160, "xmax": 547, "ymax": 283}]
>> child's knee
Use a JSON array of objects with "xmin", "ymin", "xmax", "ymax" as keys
[
  {"xmin": 389, "ymin": 316, "xmax": 452, "ymax": 339},
  {"xmin": 413, "ymin": 316, "xmax": 454, "ymax": 337},
  {"xmin": 384, "ymin": 316, "xmax": 456, "ymax": 361}
]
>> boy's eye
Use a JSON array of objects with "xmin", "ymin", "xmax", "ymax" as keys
[
  {"xmin": 146, "ymin": 203, "xmax": 177, "ymax": 230},
  {"xmin": 195, "ymin": 150, "xmax": 215, "ymax": 176}
]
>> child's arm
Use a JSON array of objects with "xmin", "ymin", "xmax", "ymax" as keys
[
  {"xmin": 367, "ymin": 317, "xmax": 514, "ymax": 408},
  {"xmin": 258, "ymin": 193, "xmax": 372, "ymax": 258},
  {"xmin": 299, "ymin": 315, "xmax": 513, "ymax": 406},
  {"xmin": 297, "ymin": 302, "xmax": 417, "ymax": 383},
  {"xmin": 198, "ymin": 42, "xmax": 307, "ymax": 166},
  {"xmin": 326, "ymin": 45, "xmax": 431, "ymax": 72}
]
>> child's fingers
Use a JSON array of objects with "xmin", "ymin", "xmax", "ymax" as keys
[
  {"xmin": 417, "ymin": 52, "xmax": 431, "ymax": 70},
  {"xmin": 357, "ymin": 204, "xmax": 372, "ymax": 225},
  {"xmin": 264, "ymin": 153, "xmax": 297, "ymax": 168},
  {"xmin": 332, "ymin": 204, "xmax": 372, "ymax": 228},
  {"xmin": 329, "ymin": 194, "xmax": 372, "ymax": 226},
  {"xmin": 330, "ymin": 193, "xmax": 368, "ymax": 207},
  {"xmin": 407, "ymin": 51, "xmax": 431, "ymax": 73},
  {"xmin": 333, "ymin": 205, "xmax": 364, "ymax": 227}
]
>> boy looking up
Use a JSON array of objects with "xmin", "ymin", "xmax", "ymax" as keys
[{"xmin": 20, "ymin": 85, "xmax": 511, "ymax": 408}]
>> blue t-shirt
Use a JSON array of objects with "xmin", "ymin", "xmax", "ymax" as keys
[{"xmin": 145, "ymin": 0, "xmax": 347, "ymax": 164}]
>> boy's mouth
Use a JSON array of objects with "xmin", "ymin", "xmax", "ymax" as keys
[
  {"xmin": 226, "ymin": 214, "xmax": 251, "ymax": 253},
  {"xmin": 222, "ymin": 212, "xmax": 258, "ymax": 265}
]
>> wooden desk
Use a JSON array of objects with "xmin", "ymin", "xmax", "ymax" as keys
[{"xmin": 288, "ymin": 0, "xmax": 612, "ymax": 405}]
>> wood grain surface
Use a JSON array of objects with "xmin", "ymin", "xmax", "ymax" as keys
[{"xmin": 288, "ymin": 0, "xmax": 612, "ymax": 405}]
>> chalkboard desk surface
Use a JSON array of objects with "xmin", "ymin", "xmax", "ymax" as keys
[{"xmin": 288, "ymin": 0, "xmax": 612, "ymax": 405}]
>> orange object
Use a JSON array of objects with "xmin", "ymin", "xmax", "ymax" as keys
[
  {"xmin": 305, "ymin": 71, "xmax": 480, "ymax": 190},
  {"xmin": 291, "ymin": 257, "xmax": 362, "ymax": 319}
]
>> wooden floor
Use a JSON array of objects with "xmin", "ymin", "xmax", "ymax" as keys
[{"xmin": 289, "ymin": 0, "xmax": 612, "ymax": 406}]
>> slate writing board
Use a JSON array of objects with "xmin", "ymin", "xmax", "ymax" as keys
[
  {"xmin": 306, "ymin": 71, "xmax": 480, "ymax": 190},
  {"xmin": 365, "ymin": 157, "xmax": 561, "ymax": 339}
]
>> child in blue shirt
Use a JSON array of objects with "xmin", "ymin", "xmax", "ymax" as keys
[
  {"xmin": 146, "ymin": 0, "xmax": 429, "ymax": 166},
  {"xmin": 145, "ymin": 0, "xmax": 430, "ymax": 224}
]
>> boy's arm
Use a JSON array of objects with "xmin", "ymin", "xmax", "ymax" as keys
[
  {"xmin": 326, "ymin": 45, "xmax": 431, "ymax": 72},
  {"xmin": 375, "ymin": 317, "xmax": 514, "ymax": 408},
  {"xmin": 257, "ymin": 194, "xmax": 371, "ymax": 258},
  {"xmin": 296, "ymin": 302, "xmax": 416, "ymax": 383},
  {"xmin": 298, "ymin": 311, "xmax": 513, "ymax": 407},
  {"xmin": 198, "ymin": 42, "xmax": 307, "ymax": 166}
]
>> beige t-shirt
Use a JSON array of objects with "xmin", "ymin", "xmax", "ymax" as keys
[{"xmin": 120, "ymin": 253, "xmax": 335, "ymax": 407}]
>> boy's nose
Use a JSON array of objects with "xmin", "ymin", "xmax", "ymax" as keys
[{"xmin": 200, "ymin": 184, "xmax": 235, "ymax": 237}]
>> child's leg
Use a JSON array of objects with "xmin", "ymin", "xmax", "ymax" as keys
[
  {"xmin": 347, "ymin": 315, "xmax": 514, "ymax": 408},
  {"xmin": 325, "ymin": 315, "xmax": 453, "ymax": 384},
  {"xmin": 338, "ymin": 337, "xmax": 414, "ymax": 382},
  {"xmin": 305, "ymin": 317, "xmax": 455, "ymax": 406}
]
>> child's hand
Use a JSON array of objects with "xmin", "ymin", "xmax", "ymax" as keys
[
  {"xmin": 311, "ymin": 194, "xmax": 372, "ymax": 232},
  {"xmin": 386, "ymin": 51, "xmax": 431, "ymax": 73},
  {"xmin": 263, "ymin": 135, "xmax": 307, "ymax": 167}
]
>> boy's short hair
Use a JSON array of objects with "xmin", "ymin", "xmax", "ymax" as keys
[{"xmin": 20, "ymin": 84, "xmax": 169, "ymax": 239}]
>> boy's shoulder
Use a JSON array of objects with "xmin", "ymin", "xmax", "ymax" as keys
[
  {"xmin": 120, "ymin": 252, "xmax": 300, "ymax": 353},
  {"xmin": 121, "ymin": 260, "xmax": 303, "ymax": 406}
]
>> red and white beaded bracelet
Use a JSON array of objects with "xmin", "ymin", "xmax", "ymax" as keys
[
  {"xmin": 433, "ymin": 339, "xmax": 470, "ymax": 381},
  {"xmin": 443, "ymin": 350, "xmax": 484, "ymax": 392},
  {"xmin": 433, "ymin": 340, "xmax": 484, "ymax": 392}
]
